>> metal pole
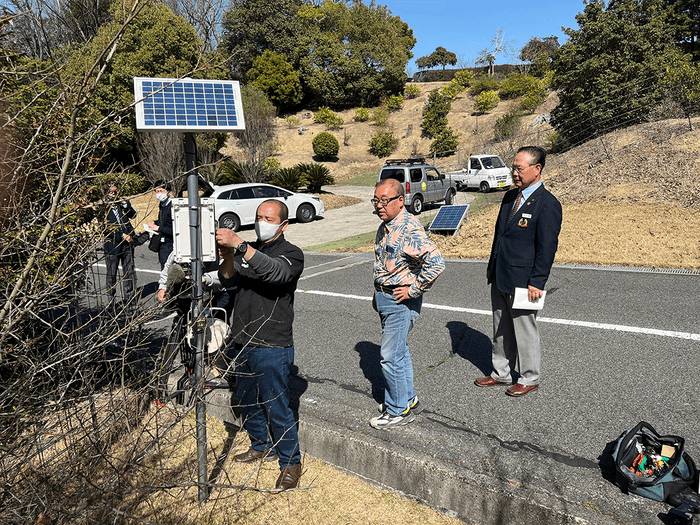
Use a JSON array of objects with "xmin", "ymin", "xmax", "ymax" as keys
[{"xmin": 185, "ymin": 132, "xmax": 208, "ymax": 501}]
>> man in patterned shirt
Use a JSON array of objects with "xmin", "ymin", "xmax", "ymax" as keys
[{"xmin": 370, "ymin": 178, "xmax": 445, "ymax": 429}]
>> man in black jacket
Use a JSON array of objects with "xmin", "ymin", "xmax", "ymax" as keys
[
  {"xmin": 216, "ymin": 199, "xmax": 304, "ymax": 491},
  {"xmin": 103, "ymin": 184, "xmax": 137, "ymax": 307},
  {"xmin": 148, "ymin": 183, "xmax": 174, "ymax": 269},
  {"xmin": 475, "ymin": 146, "xmax": 562, "ymax": 397}
]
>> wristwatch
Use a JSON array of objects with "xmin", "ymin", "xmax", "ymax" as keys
[{"xmin": 236, "ymin": 241, "xmax": 249, "ymax": 255}]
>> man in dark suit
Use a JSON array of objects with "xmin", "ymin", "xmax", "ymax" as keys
[
  {"xmin": 148, "ymin": 183, "xmax": 174, "ymax": 269},
  {"xmin": 475, "ymin": 146, "xmax": 562, "ymax": 397},
  {"xmin": 103, "ymin": 184, "xmax": 138, "ymax": 307}
]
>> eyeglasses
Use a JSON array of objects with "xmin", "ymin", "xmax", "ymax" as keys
[
  {"xmin": 370, "ymin": 195, "xmax": 402, "ymax": 207},
  {"xmin": 511, "ymin": 164, "xmax": 539, "ymax": 174}
]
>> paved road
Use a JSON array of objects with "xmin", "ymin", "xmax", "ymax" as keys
[{"xmin": 117, "ymin": 191, "xmax": 699, "ymax": 524}]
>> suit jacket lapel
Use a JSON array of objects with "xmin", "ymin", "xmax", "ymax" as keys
[{"xmin": 505, "ymin": 185, "xmax": 544, "ymax": 230}]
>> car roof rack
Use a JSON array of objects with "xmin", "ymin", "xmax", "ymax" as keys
[{"xmin": 384, "ymin": 157, "xmax": 426, "ymax": 166}]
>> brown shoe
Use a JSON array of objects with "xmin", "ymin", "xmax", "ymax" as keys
[
  {"xmin": 474, "ymin": 376, "xmax": 509, "ymax": 387},
  {"xmin": 275, "ymin": 463, "xmax": 302, "ymax": 491},
  {"xmin": 506, "ymin": 383, "xmax": 539, "ymax": 397},
  {"xmin": 233, "ymin": 446, "xmax": 278, "ymax": 463}
]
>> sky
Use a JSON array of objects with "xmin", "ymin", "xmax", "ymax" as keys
[{"xmin": 379, "ymin": 0, "xmax": 586, "ymax": 74}]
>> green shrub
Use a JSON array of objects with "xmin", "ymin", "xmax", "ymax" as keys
[
  {"xmin": 354, "ymin": 108, "xmax": 370, "ymax": 122},
  {"xmin": 298, "ymin": 162, "xmax": 334, "ymax": 192},
  {"xmin": 217, "ymin": 160, "xmax": 247, "ymax": 185},
  {"xmin": 312, "ymin": 131, "xmax": 340, "ymax": 158},
  {"xmin": 270, "ymin": 166, "xmax": 304, "ymax": 191},
  {"xmin": 284, "ymin": 115, "xmax": 300, "ymax": 128},
  {"xmin": 371, "ymin": 106, "xmax": 389, "ymax": 127},
  {"xmin": 386, "ymin": 94, "xmax": 404, "ymax": 112},
  {"xmin": 452, "ymin": 70, "xmax": 475, "ymax": 89},
  {"xmin": 473, "ymin": 90, "xmax": 500, "ymax": 113},
  {"xmin": 498, "ymin": 73, "xmax": 540, "ymax": 99},
  {"xmin": 314, "ymin": 106, "xmax": 344, "ymax": 130},
  {"xmin": 441, "ymin": 83, "xmax": 463, "ymax": 100},
  {"xmin": 494, "ymin": 109, "xmax": 522, "ymax": 142},
  {"xmin": 404, "ymin": 84, "xmax": 421, "ymax": 99},
  {"xmin": 519, "ymin": 84, "xmax": 548, "ymax": 113},
  {"xmin": 421, "ymin": 91, "xmax": 451, "ymax": 138},
  {"xmin": 264, "ymin": 157, "xmax": 281, "ymax": 174},
  {"xmin": 368, "ymin": 131, "xmax": 398, "ymax": 157},
  {"xmin": 469, "ymin": 74, "xmax": 501, "ymax": 96},
  {"xmin": 429, "ymin": 128, "xmax": 461, "ymax": 157}
]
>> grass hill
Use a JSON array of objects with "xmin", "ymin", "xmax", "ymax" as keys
[{"xmin": 222, "ymin": 82, "xmax": 700, "ymax": 270}]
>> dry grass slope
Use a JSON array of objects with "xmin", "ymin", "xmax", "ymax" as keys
[{"xmin": 223, "ymin": 84, "xmax": 699, "ymax": 270}]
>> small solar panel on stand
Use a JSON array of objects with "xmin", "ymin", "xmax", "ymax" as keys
[
  {"xmin": 134, "ymin": 77, "xmax": 246, "ymax": 502},
  {"xmin": 428, "ymin": 205, "xmax": 470, "ymax": 237}
]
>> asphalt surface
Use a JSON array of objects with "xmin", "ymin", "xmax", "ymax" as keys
[{"xmin": 117, "ymin": 188, "xmax": 700, "ymax": 525}]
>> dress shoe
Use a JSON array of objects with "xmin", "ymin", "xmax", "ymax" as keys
[
  {"xmin": 474, "ymin": 376, "xmax": 509, "ymax": 387},
  {"xmin": 232, "ymin": 446, "xmax": 278, "ymax": 463},
  {"xmin": 506, "ymin": 383, "xmax": 539, "ymax": 397},
  {"xmin": 275, "ymin": 463, "xmax": 302, "ymax": 490}
]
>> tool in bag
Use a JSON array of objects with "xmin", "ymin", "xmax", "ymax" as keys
[{"xmin": 611, "ymin": 421, "xmax": 697, "ymax": 503}]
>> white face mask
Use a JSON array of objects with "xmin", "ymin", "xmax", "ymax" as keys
[
  {"xmin": 255, "ymin": 220, "xmax": 282, "ymax": 243},
  {"xmin": 155, "ymin": 192, "xmax": 168, "ymax": 203}
]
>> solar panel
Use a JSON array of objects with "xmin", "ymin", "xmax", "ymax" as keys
[
  {"xmin": 428, "ymin": 205, "xmax": 469, "ymax": 236},
  {"xmin": 133, "ymin": 77, "xmax": 245, "ymax": 132}
]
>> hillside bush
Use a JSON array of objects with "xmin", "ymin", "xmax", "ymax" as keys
[
  {"xmin": 440, "ymin": 83, "xmax": 463, "ymax": 100},
  {"xmin": 519, "ymin": 84, "xmax": 548, "ymax": 113},
  {"xmin": 354, "ymin": 108, "xmax": 370, "ymax": 122},
  {"xmin": 421, "ymin": 91, "xmax": 451, "ymax": 138},
  {"xmin": 284, "ymin": 115, "xmax": 301, "ymax": 128},
  {"xmin": 314, "ymin": 106, "xmax": 344, "ymax": 130},
  {"xmin": 429, "ymin": 128, "xmax": 461, "ymax": 157},
  {"xmin": 474, "ymin": 90, "xmax": 500, "ymax": 114},
  {"xmin": 298, "ymin": 162, "xmax": 334, "ymax": 192},
  {"xmin": 371, "ymin": 106, "xmax": 389, "ymax": 127},
  {"xmin": 452, "ymin": 70, "xmax": 475, "ymax": 89},
  {"xmin": 386, "ymin": 94, "xmax": 404, "ymax": 112},
  {"xmin": 404, "ymin": 84, "xmax": 421, "ymax": 99},
  {"xmin": 494, "ymin": 109, "xmax": 522, "ymax": 142},
  {"xmin": 312, "ymin": 131, "xmax": 340, "ymax": 158},
  {"xmin": 499, "ymin": 73, "xmax": 540, "ymax": 99},
  {"xmin": 469, "ymin": 74, "xmax": 501, "ymax": 96},
  {"xmin": 368, "ymin": 131, "xmax": 398, "ymax": 157}
]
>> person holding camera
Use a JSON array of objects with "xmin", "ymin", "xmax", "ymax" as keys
[{"xmin": 102, "ymin": 184, "xmax": 137, "ymax": 309}]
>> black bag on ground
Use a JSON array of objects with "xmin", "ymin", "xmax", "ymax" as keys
[
  {"xmin": 148, "ymin": 233, "xmax": 161, "ymax": 252},
  {"xmin": 611, "ymin": 421, "xmax": 696, "ymax": 502}
]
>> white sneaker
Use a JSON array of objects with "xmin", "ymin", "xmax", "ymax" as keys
[
  {"xmin": 370, "ymin": 409, "xmax": 415, "ymax": 429},
  {"xmin": 378, "ymin": 394, "xmax": 420, "ymax": 414}
]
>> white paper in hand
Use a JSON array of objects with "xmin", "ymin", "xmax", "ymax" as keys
[{"xmin": 513, "ymin": 287, "xmax": 546, "ymax": 310}]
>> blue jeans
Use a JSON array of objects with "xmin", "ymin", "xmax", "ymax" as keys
[
  {"xmin": 234, "ymin": 345, "xmax": 301, "ymax": 468},
  {"xmin": 375, "ymin": 291, "xmax": 422, "ymax": 416}
]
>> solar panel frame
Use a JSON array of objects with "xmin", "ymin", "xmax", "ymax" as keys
[
  {"xmin": 428, "ymin": 204, "xmax": 469, "ymax": 237},
  {"xmin": 134, "ymin": 77, "xmax": 245, "ymax": 132}
]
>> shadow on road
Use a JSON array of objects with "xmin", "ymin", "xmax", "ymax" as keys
[{"xmin": 447, "ymin": 320, "xmax": 493, "ymax": 375}]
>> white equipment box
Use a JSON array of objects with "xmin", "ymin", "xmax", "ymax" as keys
[{"xmin": 171, "ymin": 198, "xmax": 217, "ymax": 263}]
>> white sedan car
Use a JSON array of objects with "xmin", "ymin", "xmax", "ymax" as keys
[{"xmin": 206, "ymin": 182, "xmax": 325, "ymax": 231}]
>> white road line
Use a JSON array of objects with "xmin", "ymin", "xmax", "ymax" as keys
[
  {"xmin": 298, "ymin": 289, "xmax": 700, "ymax": 341},
  {"xmin": 299, "ymin": 259, "xmax": 372, "ymax": 281},
  {"xmin": 93, "ymin": 263, "xmax": 161, "ymax": 275}
]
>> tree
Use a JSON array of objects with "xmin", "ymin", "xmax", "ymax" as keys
[
  {"xmin": 62, "ymin": 1, "xmax": 225, "ymax": 167},
  {"xmin": 518, "ymin": 36, "xmax": 559, "ymax": 76},
  {"xmin": 421, "ymin": 91, "xmax": 451, "ymax": 138},
  {"xmin": 476, "ymin": 27, "xmax": 513, "ymax": 76},
  {"xmin": 164, "ymin": 0, "xmax": 228, "ymax": 52},
  {"xmin": 416, "ymin": 46, "xmax": 457, "ymax": 71},
  {"xmin": 248, "ymin": 50, "xmax": 303, "ymax": 109},
  {"xmin": 551, "ymin": 0, "xmax": 693, "ymax": 146},
  {"xmin": 234, "ymin": 84, "xmax": 277, "ymax": 181},
  {"xmin": 295, "ymin": 0, "xmax": 416, "ymax": 107},
  {"xmin": 665, "ymin": 0, "xmax": 700, "ymax": 60},
  {"xmin": 220, "ymin": 0, "xmax": 305, "ymax": 80}
]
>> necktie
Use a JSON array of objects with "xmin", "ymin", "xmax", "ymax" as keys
[{"xmin": 508, "ymin": 192, "xmax": 522, "ymax": 223}]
